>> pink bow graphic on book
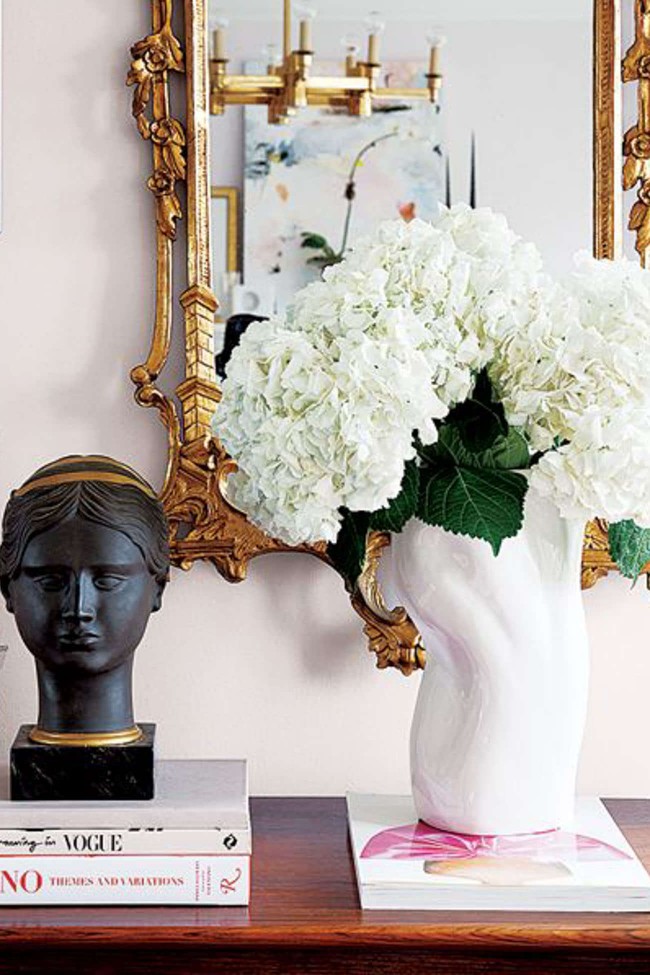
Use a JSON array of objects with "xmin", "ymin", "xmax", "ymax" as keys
[{"xmin": 360, "ymin": 821, "xmax": 631, "ymax": 863}]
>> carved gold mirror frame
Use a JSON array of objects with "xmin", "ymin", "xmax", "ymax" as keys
[{"xmin": 127, "ymin": 0, "xmax": 633, "ymax": 676}]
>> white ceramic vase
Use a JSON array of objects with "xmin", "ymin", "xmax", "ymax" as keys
[{"xmin": 377, "ymin": 486, "xmax": 589, "ymax": 836}]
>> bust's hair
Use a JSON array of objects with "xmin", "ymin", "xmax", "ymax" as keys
[{"xmin": 0, "ymin": 481, "xmax": 170, "ymax": 591}]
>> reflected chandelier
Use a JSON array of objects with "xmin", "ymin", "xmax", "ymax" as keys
[{"xmin": 209, "ymin": 2, "xmax": 444, "ymax": 124}]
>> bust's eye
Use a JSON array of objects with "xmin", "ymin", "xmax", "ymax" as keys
[
  {"xmin": 35, "ymin": 575, "xmax": 67, "ymax": 593},
  {"xmin": 93, "ymin": 575, "xmax": 125, "ymax": 591}
]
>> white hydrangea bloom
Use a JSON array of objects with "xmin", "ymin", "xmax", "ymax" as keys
[
  {"xmin": 217, "ymin": 312, "xmax": 446, "ymax": 544},
  {"xmin": 216, "ymin": 216, "xmax": 650, "ymax": 545},
  {"xmin": 215, "ymin": 205, "xmax": 546, "ymax": 544},
  {"xmin": 530, "ymin": 408, "xmax": 650, "ymax": 527},
  {"xmin": 488, "ymin": 280, "xmax": 581, "ymax": 451},
  {"xmin": 490, "ymin": 253, "xmax": 650, "ymax": 451}
]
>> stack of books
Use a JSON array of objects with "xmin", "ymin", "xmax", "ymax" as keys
[
  {"xmin": 0, "ymin": 759, "xmax": 250, "ymax": 905},
  {"xmin": 348, "ymin": 793, "xmax": 650, "ymax": 911}
]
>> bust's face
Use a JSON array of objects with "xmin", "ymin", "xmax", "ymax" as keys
[{"xmin": 5, "ymin": 515, "xmax": 162, "ymax": 675}]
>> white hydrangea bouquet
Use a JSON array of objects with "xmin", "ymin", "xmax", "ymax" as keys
[{"xmin": 214, "ymin": 204, "xmax": 650, "ymax": 588}]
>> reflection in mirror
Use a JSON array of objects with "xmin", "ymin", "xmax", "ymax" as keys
[
  {"xmin": 128, "ymin": 0, "xmax": 626, "ymax": 671},
  {"xmin": 208, "ymin": 0, "xmax": 592, "ymax": 367}
]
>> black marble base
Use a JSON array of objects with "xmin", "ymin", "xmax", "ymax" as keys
[{"xmin": 10, "ymin": 724, "xmax": 155, "ymax": 801}]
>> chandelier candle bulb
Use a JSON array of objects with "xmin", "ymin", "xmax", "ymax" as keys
[
  {"xmin": 299, "ymin": 18, "xmax": 312, "ymax": 52},
  {"xmin": 342, "ymin": 33, "xmax": 360, "ymax": 73},
  {"xmin": 265, "ymin": 43, "xmax": 281, "ymax": 71},
  {"xmin": 429, "ymin": 44, "xmax": 440, "ymax": 76},
  {"xmin": 368, "ymin": 32, "xmax": 380, "ymax": 64},
  {"xmin": 364, "ymin": 10, "xmax": 385, "ymax": 65},
  {"xmin": 213, "ymin": 27, "xmax": 226, "ymax": 60},
  {"xmin": 426, "ymin": 31, "xmax": 445, "ymax": 75}
]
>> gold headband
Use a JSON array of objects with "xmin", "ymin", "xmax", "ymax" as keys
[{"xmin": 14, "ymin": 457, "xmax": 157, "ymax": 500}]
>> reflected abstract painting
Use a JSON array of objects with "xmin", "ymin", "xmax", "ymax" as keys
[{"xmin": 244, "ymin": 61, "xmax": 444, "ymax": 313}]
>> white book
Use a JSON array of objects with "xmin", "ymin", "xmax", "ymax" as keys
[
  {"xmin": 0, "ymin": 854, "xmax": 249, "ymax": 905},
  {"xmin": 348, "ymin": 794, "xmax": 650, "ymax": 911},
  {"xmin": 0, "ymin": 826, "xmax": 250, "ymax": 856},
  {"xmin": 0, "ymin": 760, "xmax": 251, "ymax": 855}
]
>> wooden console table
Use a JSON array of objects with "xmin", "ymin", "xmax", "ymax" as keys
[{"xmin": 1, "ymin": 797, "xmax": 650, "ymax": 973}]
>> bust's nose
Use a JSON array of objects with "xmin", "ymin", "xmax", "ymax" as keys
[{"xmin": 61, "ymin": 572, "xmax": 96, "ymax": 623}]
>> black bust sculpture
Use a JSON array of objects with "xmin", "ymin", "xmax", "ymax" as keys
[{"xmin": 0, "ymin": 455, "xmax": 170, "ymax": 800}]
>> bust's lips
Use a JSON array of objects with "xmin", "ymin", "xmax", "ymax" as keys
[{"xmin": 58, "ymin": 632, "xmax": 100, "ymax": 649}]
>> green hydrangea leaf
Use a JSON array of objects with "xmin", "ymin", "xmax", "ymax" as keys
[
  {"xmin": 432, "ymin": 424, "xmax": 529, "ymax": 472},
  {"xmin": 485, "ymin": 427, "xmax": 530, "ymax": 470},
  {"xmin": 370, "ymin": 460, "xmax": 420, "ymax": 533},
  {"xmin": 417, "ymin": 465, "xmax": 527, "ymax": 556},
  {"xmin": 608, "ymin": 519, "xmax": 650, "ymax": 581},
  {"xmin": 327, "ymin": 509, "xmax": 370, "ymax": 589},
  {"xmin": 444, "ymin": 397, "xmax": 507, "ymax": 452},
  {"xmin": 301, "ymin": 232, "xmax": 329, "ymax": 249},
  {"xmin": 442, "ymin": 369, "xmax": 508, "ymax": 452}
]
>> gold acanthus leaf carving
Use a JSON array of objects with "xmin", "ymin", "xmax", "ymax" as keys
[
  {"xmin": 130, "ymin": 367, "xmax": 182, "ymax": 487},
  {"xmin": 162, "ymin": 434, "xmax": 328, "ymax": 580},
  {"xmin": 581, "ymin": 565, "xmax": 613, "ymax": 590},
  {"xmin": 151, "ymin": 118, "xmax": 186, "ymax": 180},
  {"xmin": 126, "ymin": 1, "xmax": 183, "ymax": 487},
  {"xmin": 629, "ymin": 187, "xmax": 650, "ymax": 257},
  {"xmin": 147, "ymin": 166, "xmax": 184, "ymax": 239},
  {"xmin": 584, "ymin": 518, "xmax": 612, "ymax": 553},
  {"xmin": 127, "ymin": 10, "xmax": 186, "ymax": 241},
  {"xmin": 622, "ymin": 3, "xmax": 650, "ymax": 85},
  {"xmin": 581, "ymin": 518, "xmax": 617, "ymax": 589},
  {"xmin": 622, "ymin": 2, "xmax": 650, "ymax": 264},
  {"xmin": 353, "ymin": 531, "xmax": 426, "ymax": 677},
  {"xmin": 127, "ymin": 20, "xmax": 184, "ymax": 137}
]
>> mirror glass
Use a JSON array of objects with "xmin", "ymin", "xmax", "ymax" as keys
[{"xmin": 208, "ymin": 0, "xmax": 592, "ymax": 351}]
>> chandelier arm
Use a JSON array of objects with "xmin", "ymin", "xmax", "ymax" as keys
[
  {"xmin": 283, "ymin": 0, "xmax": 291, "ymax": 60},
  {"xmin": 374, "ymin": 87, "xmax": 436, "ymax": 99},
  {"xmin": 222, "ymin": 75, "xmax": 284, "ymax": 90}
]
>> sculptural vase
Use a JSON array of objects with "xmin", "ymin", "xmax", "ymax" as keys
[{"xmin": 379, "ymin": 487, "xmax": 589, "ymax": 835}]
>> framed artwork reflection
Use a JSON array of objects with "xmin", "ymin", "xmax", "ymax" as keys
[
  {"xmin": 211, "ymin": 186, "xmax": 239, "ymax": 325},
  {"xmin": 211, "ymin": 186, "xmax": 239, "ymax": 276}
]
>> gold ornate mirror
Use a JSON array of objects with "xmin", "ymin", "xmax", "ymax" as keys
[{"xmin": 127, "ymin": 0, "xmax": 638, "ymax": 675}]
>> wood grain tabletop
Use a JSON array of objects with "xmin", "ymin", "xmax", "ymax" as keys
[{"xmin": 0, "ymin": 797, "xmax": 649, "ymax": 973}]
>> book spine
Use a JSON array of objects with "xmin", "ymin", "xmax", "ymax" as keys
[
  {"xmin": 0, "ymin": 855, "xmax": 250, "ymax": 905},
  {"xmin": 0, "ymin": 827, "xmax": 251, "ymax": 856}
]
